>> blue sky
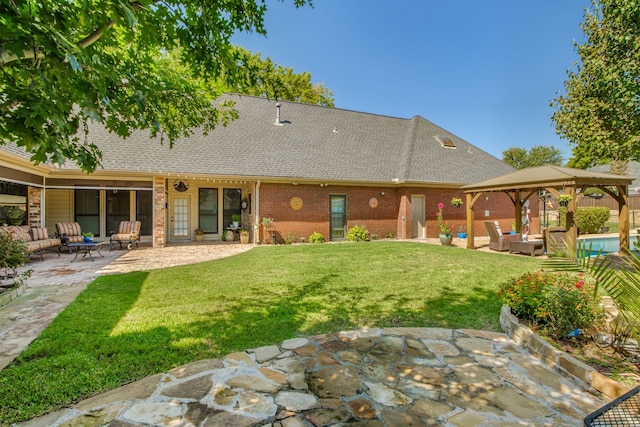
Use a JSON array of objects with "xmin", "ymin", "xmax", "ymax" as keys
[{"xmin": 232, "ymin": 1, "xmax": 591, "ymax": 163}]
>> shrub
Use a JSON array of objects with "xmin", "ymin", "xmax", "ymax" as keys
[
  {"xmin": 346, "ymin": 225, "xmax": 369, "ymax": 242},
  {"xmin": 558, "ymin": 206, "xmax": 610, "ymax": 234},
  {"xmin": 308, "ymin": 232, "xmax": 325, "ymax": 243},
  {"xmin": 498, "ymin": 271, "xmax": 604, "ymax": 339},
  {"xmin": 284, "ymin": 232, "xmax": 297, "ymax": 245},
  {"xmin": 0, "ymin": 232, "xmax": 31, "ymax": 286}
]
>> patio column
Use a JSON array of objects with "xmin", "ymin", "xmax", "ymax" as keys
[
  {"xmin": 153, "ymin": 176, "xmax": 166, "ymax": 248},
  {"xmin": 565, "ymin": 186, "xmax": 577, "ymax": 255},
  {"xmin": 466, "ymin": 192, "xmax": 475, "ymax": 249},
  {"xmin": 27, "ymin": 187, "xmax": 42, "ymax": 227},
  {"xmin": 618, "ymin": 185, "xmax": 630, "ymax": 254}
]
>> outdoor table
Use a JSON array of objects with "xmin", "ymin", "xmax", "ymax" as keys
[
  {"xmin": 584, "ymin": 385, "xmax": 640, "ymax": 426},
  {"xmin": 66, "ymin": 241, "xmax": 108, "ymax": 262},
  {"xmin": 508, "ymin": 240, "xmax": 544, "ymax": 256}
]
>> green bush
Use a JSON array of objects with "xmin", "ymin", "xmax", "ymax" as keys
[
  {"xmin": 346, "ymin": 225, "xmax": 369, "ymax": 242},
  {"xmin": 308, "ymin": 232, "xmax": 325, "ymax": 243},
  {"xmin": 558, "ymin": 206, "xmax": 610, "ymax": 234},
  {"xmin": 498, "ymin": 271, "xmax": 604, "ymax": 339},
  {"xmin": 284, "ymin": 232, "xmax": 297, "ymax": 245},
  {"xmin": 0, "ymin": 232, "xmax": 31, "ymax": 286}
]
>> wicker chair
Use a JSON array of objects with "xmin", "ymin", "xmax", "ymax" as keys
[
  {"xmin": 110, "ymin": 221, "xmax": 141, "ymax": 249},
  {"xmin": 484, "ymin": 221, "xmax": 522, "ymax": 251}
]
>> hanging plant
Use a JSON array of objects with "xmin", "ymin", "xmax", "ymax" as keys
[
  {"xmin": 558, "ymin": 194, "xmax": 573, "ymax": 207},
  {"xmin": 451, "ymin": 197, "xmax": 463, "ymax": 208}
]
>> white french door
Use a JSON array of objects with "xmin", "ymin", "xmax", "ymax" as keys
[{"xmin": 170, "ymin": 195, "xmax": 190, "ymax": 241}]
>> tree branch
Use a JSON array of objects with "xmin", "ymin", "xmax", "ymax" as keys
[{"xmin": 0, "ymin": 0, "xmax": 151, "ymax": 66}]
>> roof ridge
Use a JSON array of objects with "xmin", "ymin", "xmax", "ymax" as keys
[{"xmin": 395, "ymin": 116, "xmax": 420, "ymax": 181}]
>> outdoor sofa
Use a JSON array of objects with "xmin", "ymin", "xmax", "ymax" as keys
[{"xmin": 0, "ymin": 225, "xmax": 61, "ymax": 260}]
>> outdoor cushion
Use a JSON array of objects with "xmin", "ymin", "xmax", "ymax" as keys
[
  {"xmin": 55, "ymin": 222, "xmax": 84, "ymax": 243},
  {"xmin": 111, "ymin": 220, "xmax": 141, "ymax": 249},
  {"xmin": 30, "ymin": 227, "xmax": 48, "ymax": 241}
]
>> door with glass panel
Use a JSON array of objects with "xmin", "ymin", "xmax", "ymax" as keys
[
  {"xmin": 170, "ymin": 195, "xmax": 190, "ymax": 241},
  {"xmin": 330, "ymin": 195, "xmax": 347, "ymax": 240}
]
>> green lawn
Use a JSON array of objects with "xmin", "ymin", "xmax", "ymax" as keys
[{"xmin": 0, "ymin": 242, "xmax": 540, "ymax": 425}]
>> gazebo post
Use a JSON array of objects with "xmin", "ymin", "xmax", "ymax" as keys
[
  {"xmin": 514, "ymin": 190, "xmax": 521, "ymax": 234},
  {"xmin": 565, "ymin": 186, "xmax": 577, "ymax": 256},
  {"xmin": 619, "ymin": 185, "xmax": 630, "ymax": 254},
  {"xmin": 466, "ymin": 192, "xmax": 474, "ymax": 249}
]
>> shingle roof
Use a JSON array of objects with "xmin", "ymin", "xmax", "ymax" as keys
[{"xmin": 10, "ymin": 94, "xmax": 515, "ymax": 185}]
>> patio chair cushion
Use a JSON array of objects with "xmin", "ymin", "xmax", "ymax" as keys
[
  {"xmin": 55, "ymin": 222, "xmax": 84, "ymax": 243},
  {"xmin": 30, "ymin": 227, "xmax": 48, "ymax": 241}
]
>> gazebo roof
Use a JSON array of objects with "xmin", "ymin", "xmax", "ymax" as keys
[{"xmin": 461, "ymin": 165, "xmax": 633, "ymax": 193}]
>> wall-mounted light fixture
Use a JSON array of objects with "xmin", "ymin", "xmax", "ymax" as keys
[{"xmin": 380, "ymin": 191, "xmax": 385, "ymax": 196}]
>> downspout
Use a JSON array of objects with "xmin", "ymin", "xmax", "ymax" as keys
[{"xmin": 254, "ymin": 180, "xmax": 261, "ymax": 244}]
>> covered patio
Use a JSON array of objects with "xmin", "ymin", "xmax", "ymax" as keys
[{"xmin": 461, "ymin": 165, "xmax": 634, "ymax": 253}]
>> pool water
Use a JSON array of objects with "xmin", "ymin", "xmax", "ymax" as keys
[{"xmin": 578, "ymin": 235, "xmax": 639, "ymax": 253}]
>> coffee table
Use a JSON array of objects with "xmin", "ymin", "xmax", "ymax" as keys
[
  {"xmin": 508, "ymin": 240, "xmax": 544, "ymax": 256},
  {"xmin": 66, "ymin": 241, "xmax": 108, "ymax": 262}
]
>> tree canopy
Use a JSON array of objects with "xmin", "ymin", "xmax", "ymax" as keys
[
  {"xmin": 552, "ymin": 0, "xmax": 640, "ymax": 172},
  {"xmin": 502, "ymin": 145, "xmax": 564, "ymax": 169},
  {"xmin": 0, "ymin": 0, "xmax": 313, "ymax": 172}
]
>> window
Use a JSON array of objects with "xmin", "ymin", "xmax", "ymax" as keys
[
  {"xmin": 0, "ymin": 180, "xmax": 27, "ymax": 226},
  {"xmin": 199, "ymin": 189, "xmax": 218, "ymax": 233},
  {"xmin": 136, "ymin": 191, "xmax": 152, "ymax": 236},
  {"xmin": 223, "ymin": 189, "xmax": 241, "ymax": 228},
  {"xmin": 75, "ymin": 189, "xmax": 100, "ymax": 236},
  {"xmin": 106, "ymin": 190, "xmax": 130, "ymax": 236}
]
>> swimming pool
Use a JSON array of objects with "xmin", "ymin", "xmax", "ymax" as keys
[{"xmin": 578, "ymin": 235, "xmax": 638, "ymax": 253}]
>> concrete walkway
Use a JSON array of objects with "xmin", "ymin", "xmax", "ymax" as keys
[{"xmin": 0, "ymin": 239, "xmax": 607, "ymax": 426}]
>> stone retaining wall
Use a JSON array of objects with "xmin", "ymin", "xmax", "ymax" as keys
[
  {"xmin": 0, "ymin": 282, "xmax": 27, "ymax": 308},
  {"xmin": 500, "ymin": 304, "xmax": 630, "ymax": 401}
]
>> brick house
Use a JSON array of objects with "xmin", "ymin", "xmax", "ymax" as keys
[{"xmin": 0, "ymin": 94, "xmax": 522, "ymax": 247}]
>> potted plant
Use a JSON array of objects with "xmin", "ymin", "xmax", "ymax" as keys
[
  {"xmin": 558, "ymin": 194, "xmax": 572, "ymax": 207},
  {"xmin": 82, "ymin": 232, "xmax": 94, "ymax": 243},
  {"xmin": 231, "ymin": 213, "xmax": 241, "ymax": 228},
  {"xmin": 239, "ymin": 228, "xmax": 250, "ymax": 244},
  {"xmin": 457, "ymin": 225, "xmax": 467, "ymax": 239},
  {"xmin": 436, "ymin": 203, "xmax": 453, "ymax": 245},
  {"xmin": 194, "ymin": 228, "xmax": 204, "ymax": 241},
  {"xmin": 451, "ymin": 197, "xmax": 463, "ymax": 208}
]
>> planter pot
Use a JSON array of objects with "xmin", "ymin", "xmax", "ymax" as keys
[
  {"xmin": 240, "ymin": 232, "xmax": 250, "ymax": 244},
  {"xmin": 195, "ymin": 234, "xmax": 203, "ymax": 241},
  {"xmin": 439, "ymin": 234, "xmax": 453, "ymax": 246},
  {"xmin": 224, "ymin": 230, "xmax": 235, "ymax": 242},
  {"xmin": 457, "ymin": 232, "xmax": 467, "ymax": 239},
  {"xmin": 232, "ymin": 221, "xmax": 240, "ymax": 228},
  {"xmin": 559, "ymin": 201, "xmax": 569, "ymax": 207},
  {"xmin": 509, "ymin": 231, "xmax": 516, "ymax": 235},
  {"xmin": 83, "ymin": 236, "xmax": 93, "ymax": 243}
]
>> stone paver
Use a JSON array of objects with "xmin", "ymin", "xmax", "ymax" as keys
[{"xmin": 20, "ymin": 327, "xmax": 604, "ymax": 426}]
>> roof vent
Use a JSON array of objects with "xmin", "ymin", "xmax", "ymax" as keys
[
  {"xmin": 274, "ymin": 103, "xmax": 283, "ymax": 126},
  {"xmin": 435, "ymin": 135, "xmax": 456, "ymax": 149}
]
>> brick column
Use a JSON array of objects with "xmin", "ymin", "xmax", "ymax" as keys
[
  {"xmin": 28, "ymin": 187, "xmax": 42, "ymax": 227},
  {"xmin": 153, "ymin": 177, "xmax": 166, "ymax": 248}
]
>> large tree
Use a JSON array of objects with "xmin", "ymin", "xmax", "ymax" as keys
[
  {"xmin": 222, "ymin": 47, "xmax": 334, "ymax": 107},
  {"xmin": 0, "ymin": 0, "xmax": 311, "ymax": 172},
  {"xmin": 552, "ymin": 0, "xmax": 640, "ymax": 175},
  {"xmin": 502, "ymin": 145, "xmax": 564, "ymax": 169}
]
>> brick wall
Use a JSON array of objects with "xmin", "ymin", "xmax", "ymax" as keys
[{"xmin": 256, "ymin": 183, "xmax": 536, "ymax": 242}]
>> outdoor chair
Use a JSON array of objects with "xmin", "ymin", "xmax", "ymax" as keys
[
  {"xmin": 110, "ymin": 220, "xmax": 141, "ymax": 249},
  {"xmin": 484, "ymin": 221, "xmax": 521, "ymax": 251}
]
